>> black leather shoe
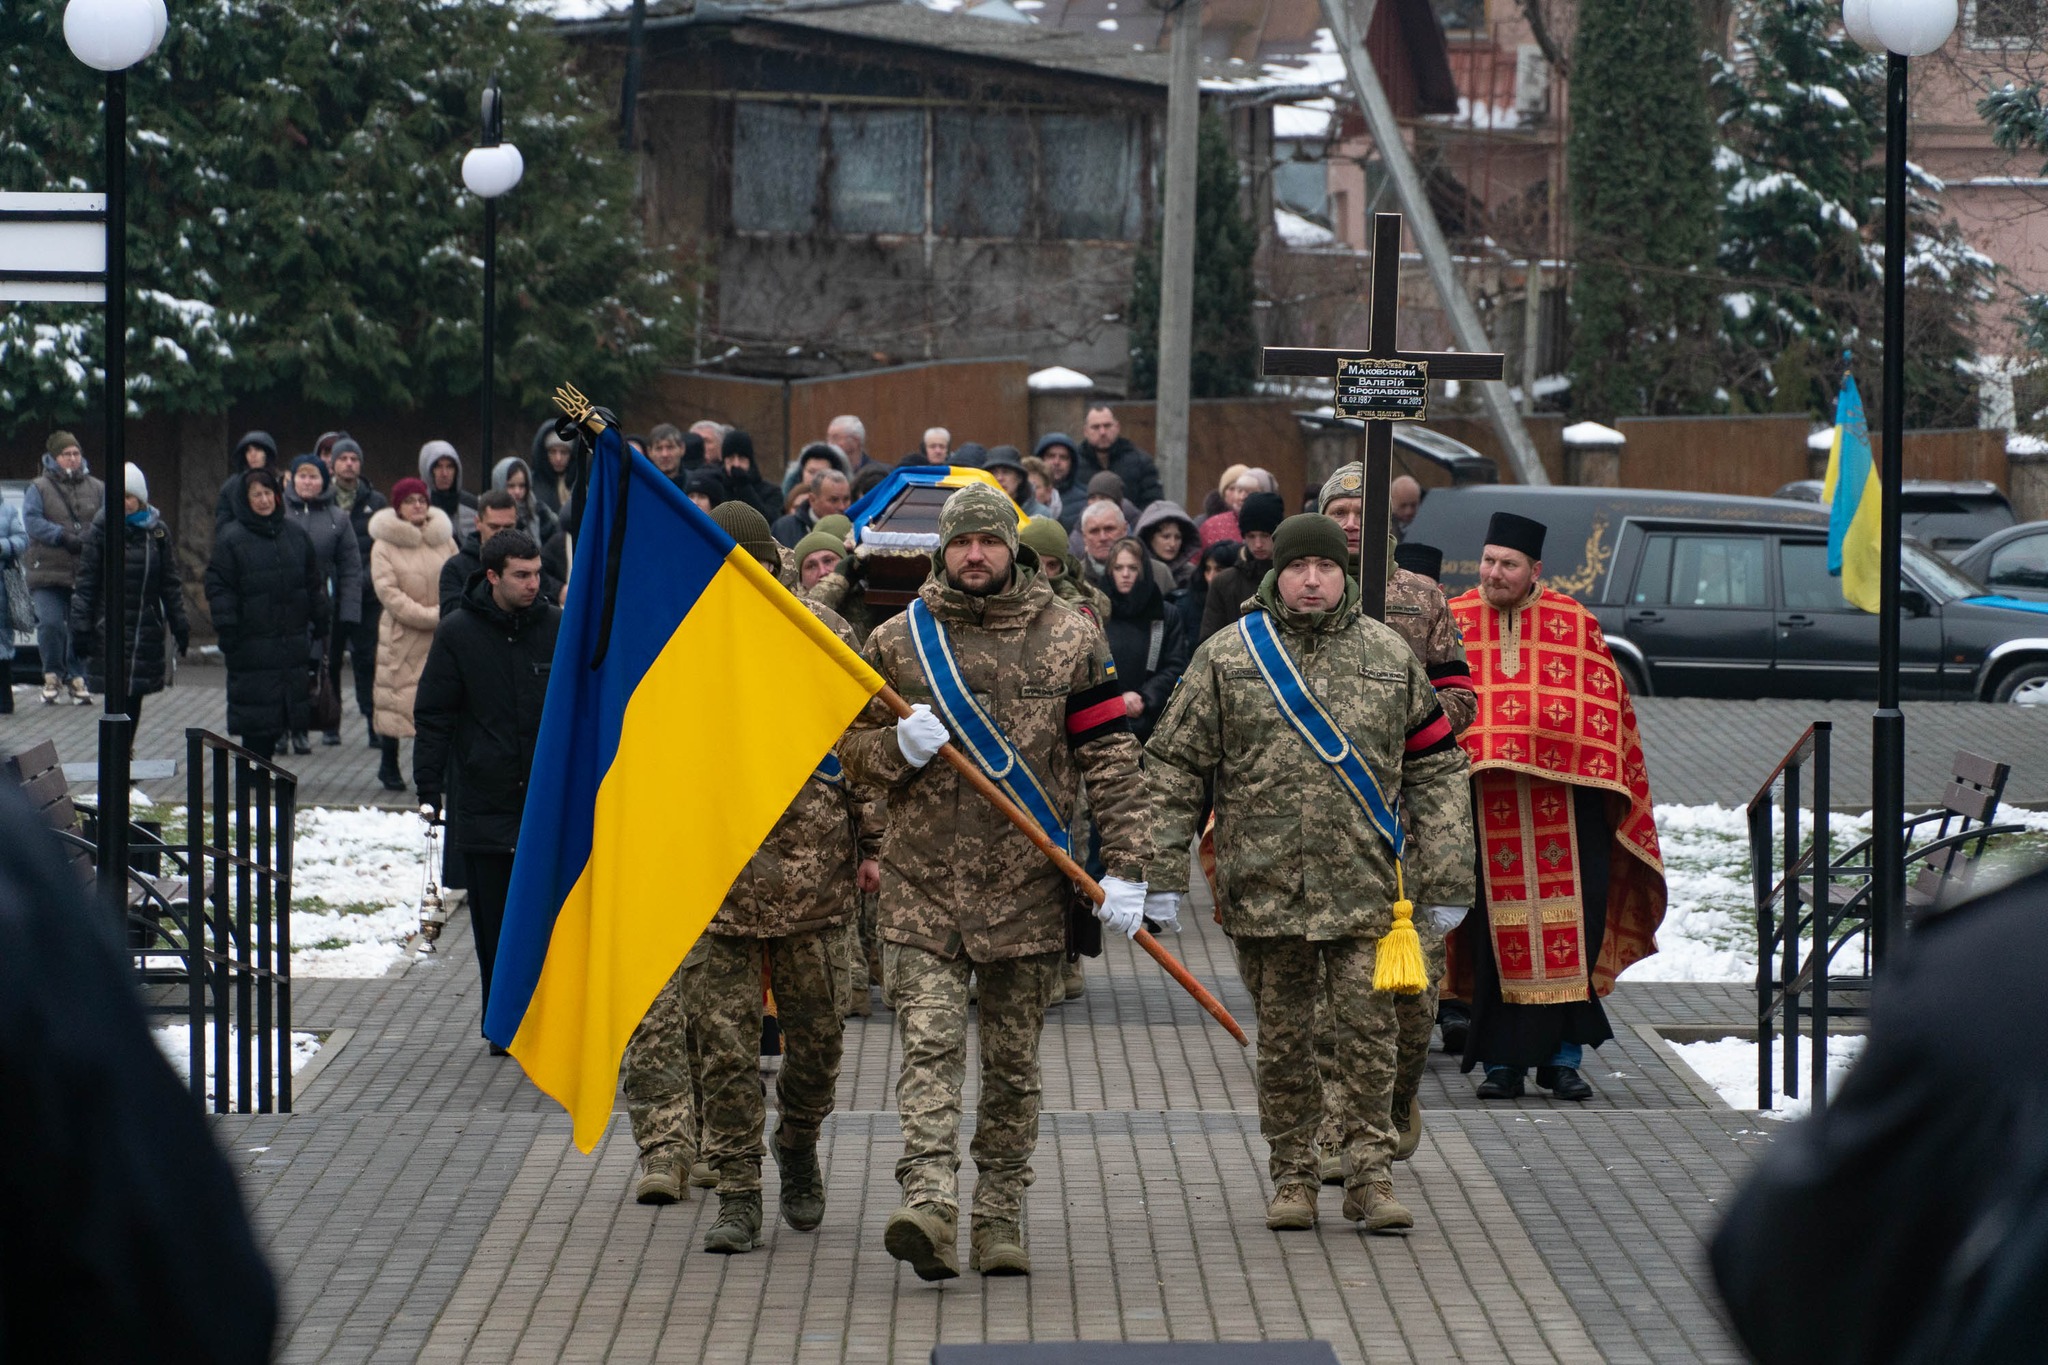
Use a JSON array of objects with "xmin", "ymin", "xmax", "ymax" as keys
[
  {"xmin": 1439, "ymin": 1011, "xmax": 1470, "ymax": 1056},
  {"xmin": 1476, "ymin": 1067, "xmax": 1524, "ymax": 1099},
  {"xmin": 1535, "ymin": 1065, "xmax": 1557, "ymax": 1090},
  {"xmin": 291, "ymin": 733, "xmax": 312, "ymax": 755},
  {"xmin": 1543, "ymin": 1066, "xmax": 1593, "ymax": 1101}
]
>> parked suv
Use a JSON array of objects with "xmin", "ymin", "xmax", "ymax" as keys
[
  {"xmin": 1771, "ymin": 478, "xmax": 2015, "ymax": 554},
  {"xmin": 1405, "ymin": 486, "xmax": 2048, "ymax": 703}
]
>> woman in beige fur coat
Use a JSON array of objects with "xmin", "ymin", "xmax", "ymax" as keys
[{"xmin": 369, "ymin": 477, "xmax": 454, "ymax": 790}]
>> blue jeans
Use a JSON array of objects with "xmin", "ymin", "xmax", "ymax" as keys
[
  {"xmin": 31, "ymin": 586, "xmax": 81, "ymax": 681},
  {"xmin": 1488, "ymin": 1042, "xmax": 1582, "ymax": 1076}
]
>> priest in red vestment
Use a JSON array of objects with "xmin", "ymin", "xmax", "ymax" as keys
[{"xmin": 1445, "ymin": 511, "xmax": 1667, "ymax": 1101}]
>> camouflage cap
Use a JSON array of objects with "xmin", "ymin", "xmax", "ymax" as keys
[
  {"xmin": 1318, "ymin": 460, "xmax": 1364, "ymax": 513},
  {"xmin": 710, "ymin": 500, "xmax": 781, "ymax": 572},
  {"xmin": 1270, "ymin": 513, "xmax": 1349, "ymax": 574},
  {"xmin": 937, "ymin": 482, "xmax": 1019, "ymax": 555}
]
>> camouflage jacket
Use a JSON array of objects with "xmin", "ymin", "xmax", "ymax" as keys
[
  {"xmin": 1385, "ymin": 566, "xmax": 1477, "ymax": 735},
  {"xmin": 1144, "ymin": 578, "xmax": 1476, "ymax": 939},
  {"xmin": 710, "ymin": 602, "xmax": 882, "ymax": 938},
  {"xmin": 840, "ymin": 563, "xmax": 1149, "ymax": 961},
  {"xmin": 802, "ymin": 567, "xmax": 874, "ymax": 645},
  {"xmin": 1048, "ymin": 564, "xmax": 1111, "ymax": 626}
]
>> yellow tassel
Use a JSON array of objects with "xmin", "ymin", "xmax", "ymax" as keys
[{"xmin": 1373, "ymin": 867, "xmax": 1427, "ymax": 994}]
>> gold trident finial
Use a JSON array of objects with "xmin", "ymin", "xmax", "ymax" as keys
[{"xmin": 551, "ymin": 383, "xmax": 609, "ymax": 438}]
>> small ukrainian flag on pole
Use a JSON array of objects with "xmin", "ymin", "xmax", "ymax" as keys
[
  {"xmin": 1822, "ymin": 361, "xmax": 1882, "ymax": 614},
  {"xmin": 488, "ymin": 390, "xmax": 884, "ymax": 1151}
]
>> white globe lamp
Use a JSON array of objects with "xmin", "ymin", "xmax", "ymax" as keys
[
  {"xmin": 143, "ymin": 0, "xmax": 168, "ymax": 57},
  {"xmin": 1868, "ymin": 0, "xmax": 1958, "ymax": 56},
  {"xmin": 1841, "ymin": 0, "xmax": 1883, "ymax": 49},
  {"xmin": 62, "ymin": 0, "xmax": 159, "ymax": 71},
  {"xmin": 461, "ymin": 144, "xmax": 525, "ymax": 199}
]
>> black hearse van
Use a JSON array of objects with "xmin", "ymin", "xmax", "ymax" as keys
[{"xmin": 1405, "ymin": 485, "xmax": 2048, "ymax": 703}]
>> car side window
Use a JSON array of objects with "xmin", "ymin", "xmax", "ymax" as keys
[
  {"xmin": 1779, "ymin": 540, "xmax": 1851, "ymax": 611},
  {"xmin": 1986, "ymin": 534, "xmax": 2048, "ymax": 593},
  {"xmin": 1648, "ymin": 535, "xmax": 1767, "ymax": 608},
  {"xmin": 1631, "ymin": 535, "xmax": 1674, "ymax": 605}
]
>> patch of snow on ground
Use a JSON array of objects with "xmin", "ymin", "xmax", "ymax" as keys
[
  {"xmin": 293, "ymin": 806, "xmax": 434, "ymax": 977},
  {"xmin": 1668, "ymin": 1035, "xmax": 1865, "ymax": 1120},
  {"xmin": 152, "ymin": 1024, "xmax": 322, "ymax": 1104}
]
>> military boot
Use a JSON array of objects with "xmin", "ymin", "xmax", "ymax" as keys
[
  {"xmin": 1343, "ymin": 1176, "xmax": 1415, "ymax": 1234},
  {"xmin": 883, "ymin": 1203, "xmax": 959, "ymax": 1281},
  {"xmin": 688, "ymin": 1158, "xmax": 716, "ymax": 1189},
  {"xmin": 969, "ymin": 1218, "xmax": 1030, "ymax": 1275},
  {"xmin": 634, "ymin": 1151, "xmax": 685, "ymax": 1205},
  {"xmin": 1393, "ymin": 1096, "xmax": 1423, "ymax": 1162},
  {"xmin": 774, "ymin": 1137, "xmax": 825, "ymax": 1232},
  {"xmin": 703, "ymin": 1190, "xmax": 763, "ymax": 1254},
  {"xmin": 1265, "ymin": 1183, "xmax": 1319, "ymax": 1231}
]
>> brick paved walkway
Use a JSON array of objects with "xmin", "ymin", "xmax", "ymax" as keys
[
  {"xmin": 195, "ymin": 877, "xmax": 1768, "ymax": 1364},
  {"xmin": 13, "ymin": 662, "xmax": 2048, "ymax": 810}
]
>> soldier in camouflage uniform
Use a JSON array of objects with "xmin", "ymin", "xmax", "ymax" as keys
[
  {"xmin": 1143, "ymin": 514, "xmax": 1475, "ymax": 1234},
  {"xmin": 622, "ymin": 953, "xmax": 705, "ymax": 1202},
  {"xmin": 1312, "ymin": 462, "xmax": 1479, "ymax": 1177},
  {"xmin": 840, "ymin": 483, "xmax": 1152, "ymax": 1281},
  {"xmin": 1019, "ymin": 514, "xmax": 1110, "ymax": 1006}
]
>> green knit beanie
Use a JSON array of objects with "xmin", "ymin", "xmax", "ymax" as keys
[
  {"xmin": 793, "ymin": 528, "xmax": 846, "ymax": 567},
  {"xmin": 47, "ymin": 430, "xmax": 79, "ymax": 457},
  {"xmin": 711, "ymin": 500, "xmax": 780, "ymax": 572},
  {"xmin": 1270, "ymin": 514, "xmax": 1349, "ymax": 575},
  {"xmin": 813, "ymin": 513, "xmax": 852, "ymax": 541}
]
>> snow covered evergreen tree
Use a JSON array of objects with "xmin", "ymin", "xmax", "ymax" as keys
[
  {"xmin": 0, "ymin": 0, "xmax": 691, "ymax": 433},
  {"xmin": 1716, "ymin": 0, "xmax": 1992, "ymax": 424},
  {"xmin": 1565, "ymin": 0, "xmax": 1723, "ymax": 421}
]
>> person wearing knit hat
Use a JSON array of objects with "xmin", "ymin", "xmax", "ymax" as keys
[
  {"xmin": 838, "ymin": 479, "xmax": 1153, "ymax": 1282},
  {"xmin": 710, "ymin": 499, "xmax": 781, "ymax": 573},
  {"xmin": 1196, "ymin": 490, "xmax": 1286, "ymax": 643},
  {"xmin": 793, "ymin": 528, "xmax": 845, "ymax": 589},
  {"xmin": 1141, "ymin": 510, "xmax": 1475, "ymax": 1237},
  {"xmin": 1302, "ymin": 470, "xmax": 1479, "ymax": 1175},
  {"xmin": 618, "ymin": 520, "xmax": 872, "ymax": 1250},
  {"xmin": 124, "ymin": 463, "xmax": 148, "ymax": 507},
  {"xmin": 813, "ymin": 512, "xmax": 852, "ymax": 543},
  {"xmin": 1020, "ymin": 514, "xmax": 1109, "ymax": 624}
]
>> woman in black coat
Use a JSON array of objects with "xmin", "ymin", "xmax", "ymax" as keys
[
  {"xmin": 204, "ymin": 469, "xmax": 329, "ymax": 757},
  {"xmin": 68, "ymin": 466, "xmax": 190, "ymax": 753},
  {"xmin": 1100, "ymin": 536, "xmax": 1191, "ymax": 740}
]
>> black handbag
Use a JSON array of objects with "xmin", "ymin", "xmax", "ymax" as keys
[{"xmin": 310, "ymin": 641, "xmax": 342, "ymax": 732}]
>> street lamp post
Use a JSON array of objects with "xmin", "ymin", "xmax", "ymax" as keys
[
  {"xmin": 462, "ymin": 87, "xmax": 522, "ymax": 493},
  {"xmin": 64, "ymin": 0, "xmax": 166, "ymax": 925},
  {"xmin": 1845, "ymin": 0, "xmax": 1957, "ymax": 963}
]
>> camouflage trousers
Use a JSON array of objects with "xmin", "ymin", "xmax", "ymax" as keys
[
  {"xmin": 1314, "ymin": 920, "xmax": 1445, "ymax": 1150},
  {"xmin": 622, "ymin": 945, "xmax": 706, "ymax": 1160},
  {"xmin": 1239, "ymin": 934, "xmax": 1399, "ymax": 1190},
  {"xmin": 832, "ymin": 892, "xmax": 884, "ymax": 1012},
  {"xmin": 883, "ymin": 941, "xmax": 1057, "ymax": 1221},
  {"xmin": 697, "ymin": 930, "xmax": 844, "ymax": 1194}
]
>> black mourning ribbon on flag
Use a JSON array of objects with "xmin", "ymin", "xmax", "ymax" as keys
[{"xmin": 556, "ymin": 409, "xmax": 630, "ymax": 671}]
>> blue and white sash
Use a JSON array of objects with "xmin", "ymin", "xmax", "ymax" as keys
[
  {"xmin": 907, "ymin": 598, "xmax": 1070, "ymax": 853},
  {"xmin": 1236, "ymin": 609, "xmax": 1404, "ymax": 859},
  {"xmin": 813, "ymin": 751, "xmax": 845, "ymax": 788}
]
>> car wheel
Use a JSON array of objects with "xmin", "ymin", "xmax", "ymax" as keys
[
  {"xmin": 1613, "ymin": 657, "xmax": 1650, "ymax": 698},
  {"xmin": 1992, "ymin": 661, "xmax": 2048, "ymax": 705}
]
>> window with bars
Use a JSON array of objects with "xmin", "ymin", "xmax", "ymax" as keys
[{"xmin": 731, "ymin": 101, "xmax": 1145, "ymax": 240}]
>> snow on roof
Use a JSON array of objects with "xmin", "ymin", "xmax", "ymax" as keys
[
  {"xmin": 1561, "ymin": 421, "xmax": 1625, "ymax": 447},
  {"xmin": 1272, "ymin": 98, "xmax": 1334, "ymax": 138},
  {"xmin": 1028, "ymin": 365, "xmax": 1094, "ymax": 392},
  {"xmin": 1807, "ymin": 426, "xmax": 1836, "ymax": 450},
  {"xmin": 1275, "ymin": 207, "xmax": 1338, "ymax": 248}
]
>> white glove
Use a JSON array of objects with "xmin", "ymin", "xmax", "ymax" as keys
[
  {"xmin": 1426, "ymin": 904, "xmax": 1468, "ymax": 933},
  {"xmin": 1096, "ymin": 877, "xmax": 1147, "ymax": 940},
  {"xmin": 894, "ymin": 704, "xmax": 949, "ymax": 769},
  {"xmin": 1143, "ymin": 890, "xmax": 1184, "ymax": 934}
]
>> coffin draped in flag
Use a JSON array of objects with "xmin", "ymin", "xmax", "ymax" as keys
[{"xmin": 488, "ymin": 422, "xmax": 885, "ymax": 1151}]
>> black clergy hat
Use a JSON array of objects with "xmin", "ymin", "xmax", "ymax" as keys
[
  {"xmin": 1484, "ymin": 511, "xmax": 1546, "ymax": 560},
  {"xmin": 1394, "ymin": 541, "xmax": 1444, "ymax": 582}
]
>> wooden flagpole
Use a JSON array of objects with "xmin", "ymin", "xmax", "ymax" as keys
[{"xmin": 876, "ymin": 684, "xmax": 1249, "ymax": 1047}]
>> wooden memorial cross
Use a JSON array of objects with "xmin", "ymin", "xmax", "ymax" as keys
[{"xmin": 1260, "ymin": 211, "xmax": 1507, "ymax": 621}]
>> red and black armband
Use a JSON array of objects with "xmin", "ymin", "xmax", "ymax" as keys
[
  {"xmin": 1426, "ymin": 659, "xmax": 1475, "ymax": 694},
  {"xmin": 1404, "ymin": 703, "xmax": 1456, "ymax": 759},
  {"xmin": 1066, "ymin": 680, "xmax": 1129, "ymax": 747}
]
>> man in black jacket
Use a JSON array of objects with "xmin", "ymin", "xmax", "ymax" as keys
[
  {"xmin": 413, "ymin": 529, "xmax": 562, "ymax": 1049},
  {"xmin": 327, "ymin": 438, "xmax": 388, "ymax": 746},
  {"xmin": 440, "ymin": 492, "xmax": 564, "ymax": 617},
  {"xmin": 1080, "ymin": 406, "xmax": 1162, "ymax": 509}
]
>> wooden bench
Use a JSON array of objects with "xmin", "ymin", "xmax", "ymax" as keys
[
  {"xmin": 1822, "ymin": 750, "xmax": 2025, "ymax": 923},
  {"xmin": 3, "ymin": 739, "xmax": 198, "ymax": 929}
]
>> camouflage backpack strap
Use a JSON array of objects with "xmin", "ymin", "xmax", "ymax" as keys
[
  {"xmin": 906, "ymin": 596, "xmax": 1069, "ymax": 854},
  {"xmin": 1235, "ymin": 609, "xmax": 1404, "ymax": 859}
]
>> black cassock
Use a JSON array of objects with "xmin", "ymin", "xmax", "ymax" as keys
[{"xmin": 1458, "ymin": 784, "xmax": 1615, "ymax": 1071}]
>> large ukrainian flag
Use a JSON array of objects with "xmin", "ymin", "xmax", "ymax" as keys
[
  {"xmin": 1821, "ymin": 372, "xmax": 1882, "ymax": 613},
  {"xmin": 488, "ymin": 423, "xmax": 885, "ymax": 1151}
]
